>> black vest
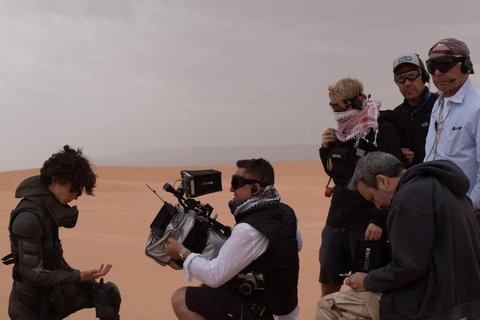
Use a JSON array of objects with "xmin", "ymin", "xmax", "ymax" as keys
[
  {"xmin": 7, "ymin": 197, "xmax": 64, "ymax": 282},
  {"xmin": 233, "ymin": 202, "xmax": 299, "ymax": 315}
]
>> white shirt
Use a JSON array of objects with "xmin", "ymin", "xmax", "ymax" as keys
[
  {"xmin": 184, "ymin": 222, "xmax": 301, "ymax": 320},
  {"xmin": 424, "ymin": 78, "xmax": 480, "ymax": 209}
]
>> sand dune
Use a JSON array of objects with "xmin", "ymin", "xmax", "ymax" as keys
[{"xmin": 0, "ymin": 161, "xmax": 331, "ymax": 319}]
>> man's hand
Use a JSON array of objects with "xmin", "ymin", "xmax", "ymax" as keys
[
  {"xmin": 365, "ymin": 223, "xmax": 383, "ymax": 241},
  {"xmin": 322, "ymin": 128, "xmax": 337, "ymax": 149},
  {"xmin": 345, "ymin": 272, "xmax": 368, "ymax": 291},
  {"xmin": 165, "ymin": 237, "xmax": 184, "ymax": 260},
  {"xmin": 80, "ymin": 264, "xmax": 112, "ymax": 281},
  {"xmin": 401, "ymin": 148, "xmax": 414, "ymax": 166}
]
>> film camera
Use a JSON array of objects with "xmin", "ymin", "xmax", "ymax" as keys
[
  {"xmin": 237, "ymin": 272, "xmax": 266, "ymax": 295},
  {"xmin": 147, "ymin": 169, "xmax": 230, "ymax": 238}
]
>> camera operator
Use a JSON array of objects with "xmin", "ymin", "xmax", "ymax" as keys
[{"xmin": 165, "ymin": 158, "xmax": 301, "ymax": 320}]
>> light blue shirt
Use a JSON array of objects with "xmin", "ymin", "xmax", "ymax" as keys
[{"xmin": 424, "ymin": 78, "xmax": 480, "ymax": 209}]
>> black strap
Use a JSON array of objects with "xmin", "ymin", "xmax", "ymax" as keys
[{"xmin": 1, "ymin": 253, "xmax": 14, "ymax": 265}]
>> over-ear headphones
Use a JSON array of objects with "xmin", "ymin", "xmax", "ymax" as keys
[
  {"xmin": 461, "ymin": 57, "xmax": 475, "ymax": 74},
  {"xmin": 251, "ymin": 184, "xmax": 258, "ymax": 194},
  {"xmin": 350, "ymin": 96, "xmax": 364, "ymax": 110},
  {"xmin": 414, "ymin": 54, "xmax": 430, "ymax": 83},
  {"xmin": 421, "ymin": 69, "xmax": 430, "ymax": 83}
]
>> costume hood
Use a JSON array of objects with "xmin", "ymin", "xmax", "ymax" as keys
[
  {"xmin": 398, "ymin": 160, "xmax": 470, "ymax": 197},
  {"xmin": 15, "ymin": 176, "xmax": 79, "ymax": 228}
]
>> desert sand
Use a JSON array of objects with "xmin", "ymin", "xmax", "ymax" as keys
[{"xmin": 0, "ymin": 161, "xmax": 332, "ymax": 319}]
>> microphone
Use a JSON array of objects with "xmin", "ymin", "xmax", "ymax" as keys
[{"xmin": 448, "ymin": 78, "xmax": 456, "ymax": 83}]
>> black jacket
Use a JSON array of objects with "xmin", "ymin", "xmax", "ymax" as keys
[
  {"xmin": 320, "ymin": 117, "xmax": 401, "ymax": 230},
  {"xmin": 382, "ymin": 88, "xmax": 438, "ymax": 167},
  {"xmin": 364, "ymin": 161, "xmax": 480, "ymax": 320},
  {"xmin": 233, "ymin": 202, "xmax": 299, "ymax": 315}
]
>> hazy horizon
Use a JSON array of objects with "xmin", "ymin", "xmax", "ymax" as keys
[
  {"xmin": 0, "ymin": 144, "xmax": 321, "ymax": 172},
  {"xmin": 2, "ymin": 1, "xmax": 479, "ymax": 171}
]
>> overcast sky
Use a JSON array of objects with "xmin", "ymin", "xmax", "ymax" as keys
[{"xmin": 1, "ymin": 0, "xmax": 480, "ymax": 171}]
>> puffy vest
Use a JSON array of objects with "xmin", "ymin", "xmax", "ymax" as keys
[
  {"xmin": 5, "ymin": 196, "xmax": 64, "ymax": 282},
  {"xmin": 233, "ymin": 202, "xmax": 299, "ymax": 315}
]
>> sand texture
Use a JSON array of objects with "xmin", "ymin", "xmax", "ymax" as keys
[{"xmin": 0, "ymin": 161, "xmax": 331, "ymax": 319}]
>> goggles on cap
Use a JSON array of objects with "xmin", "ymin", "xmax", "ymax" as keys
[
  {"xmin": 231, "ymin": 175, "xmax": 263, "ymax": 190},
  {"xmin": 426, "ymin": 56, "xmax": 465, "ymax": 75},
  {"xmin": 394, "ymin": 69, "xmax": 422, "ymax": 84}
]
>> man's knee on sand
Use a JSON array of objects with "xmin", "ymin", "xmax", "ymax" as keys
[{"xmin": 171, "ymin": 287, "xmax": 189, "ymax": 315}]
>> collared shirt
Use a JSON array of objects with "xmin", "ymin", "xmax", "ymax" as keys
[
  {"xmin": 424, "ymin": 78, "xmax": 480, "ymax": 209},
  {"xmin": 184, "ymin": 222, "xmax": 301, "ymax": 320}
]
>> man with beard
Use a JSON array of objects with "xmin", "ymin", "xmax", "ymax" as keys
[
  {"xmin": 316, "ymin": 152, "xmax": 480, "ymax": 320},
  {"xmin": 166, "ymin": 158, "xmax": 301, "ymax": 320}
]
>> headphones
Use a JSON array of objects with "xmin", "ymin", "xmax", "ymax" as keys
[
  {"xmin": 251, "ymin": 185, "xmax": 258, "ymax": 194},
  {"xmin": 344, "ymin": 96, "xmax": 364, "ymax": 110},
  {"xmin": 461, "ymin": 57, "xmax": 475, "ymax": 74},
  {"xmin": 414, "ymin": 54, "xmax": 430, "ymax": 83},
  {"xmin": 421, "ymin": 69, "xmax": 430, "ymax": 83}
]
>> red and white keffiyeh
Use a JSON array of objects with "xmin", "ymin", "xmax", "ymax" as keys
[{"xmin": 334, "ymin": 99, "xmax": 381, "ymax": 147}]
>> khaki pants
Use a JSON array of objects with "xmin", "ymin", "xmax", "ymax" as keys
[{"xmin": 316, "ymin": 290, "xmax": 382, "ymax": 320}]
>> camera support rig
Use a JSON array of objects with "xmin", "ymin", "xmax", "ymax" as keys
[{"xmin": 161, "ymin": 182, "xmax": 231, "ymax": 237}]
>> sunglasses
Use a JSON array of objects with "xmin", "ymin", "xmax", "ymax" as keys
[
  {"xmin": 231, "ymin": 175, "xmax": 262, "ymax": 190},
  {"xmin": 426, "ymin": 56, "xmax": 465, "ymax": 75},
  {"xmin": 394, "ymin": 69, "xmax": 422, "ymax": 83}
]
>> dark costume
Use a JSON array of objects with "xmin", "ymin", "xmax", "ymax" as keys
[
  {"xmin": 319, "ymin": 114, "xmax": 401, "ymax": 285},
  {"xmin": 382, "ymin": 87, "xmax": 438, "ymax": 167},
  {"xmin": 4, "ymin": 176, "xmax": 121, "ymax": 320},
  {"xmin": 364, "ymin": 161, "xmax": 480, "ymax": 319}
]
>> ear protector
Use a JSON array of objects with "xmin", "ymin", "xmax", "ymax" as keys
[
  {"xmin": 351, "ymin": 97, "xmax": 364, "ymax": 110},
  {"xmin": 414, "ymin": 54, "xmax": 430, "ymax": 83},
  {"xmin": 421, "ymin": 69, "xmax": 430, "ymax": 83},
  {"xmin": 344, "ymin": 96, "xmax": 363, "ymax": 110},
  {"xmin": 461, "ymin": 57, "xmax": 475, "ymax": 74}
]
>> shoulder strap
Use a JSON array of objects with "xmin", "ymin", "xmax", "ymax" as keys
[
  {"xmin": 9, "ymin": 197, "xmax": 47, "ymax": 232},
  {"xmin": 8, "ymin": 196, "xmax": 57, "ymax": 246}
]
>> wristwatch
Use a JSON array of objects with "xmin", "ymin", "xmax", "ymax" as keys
[{"xmin": 179, "ymin": 247, "xmax": 190, "ymax": 261}]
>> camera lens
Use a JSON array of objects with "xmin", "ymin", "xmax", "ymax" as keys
[{"xmin": 239, "ymin": 280, "xmax": 256, "ymax": 295}]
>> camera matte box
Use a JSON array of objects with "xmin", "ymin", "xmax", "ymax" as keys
[{"xmin": 181, "ymin": 169, "xmax": 222, "ymax": 197}]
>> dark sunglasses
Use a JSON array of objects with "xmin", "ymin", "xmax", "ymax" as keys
[
  {"xmin": 394, "ymin": 69, "xmax": 422, "ymax": 83},
  {"xmin": 426, "ymin": 56, "xmax": 465, "ymax": 74},
  {"xmin": 231, "ymin": 175, "xmax": 262, "ymax": 190}
]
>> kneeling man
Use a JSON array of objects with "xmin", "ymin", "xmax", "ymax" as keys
[
  {"xmin": 166, "ymin": 158, "xmax": 301, "ymax": 320},
  {"xmin": 317, "ymin": 151, "xmax": 480, "ymax": 320}
]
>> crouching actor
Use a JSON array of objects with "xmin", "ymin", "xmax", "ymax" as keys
[
  {"xmin": 166, "ymin": 158, "xmax": 302, "ymax": 320},
  {"xmin": 3, "ymin": 145, "xmax": 121, "ymax": 320}
]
